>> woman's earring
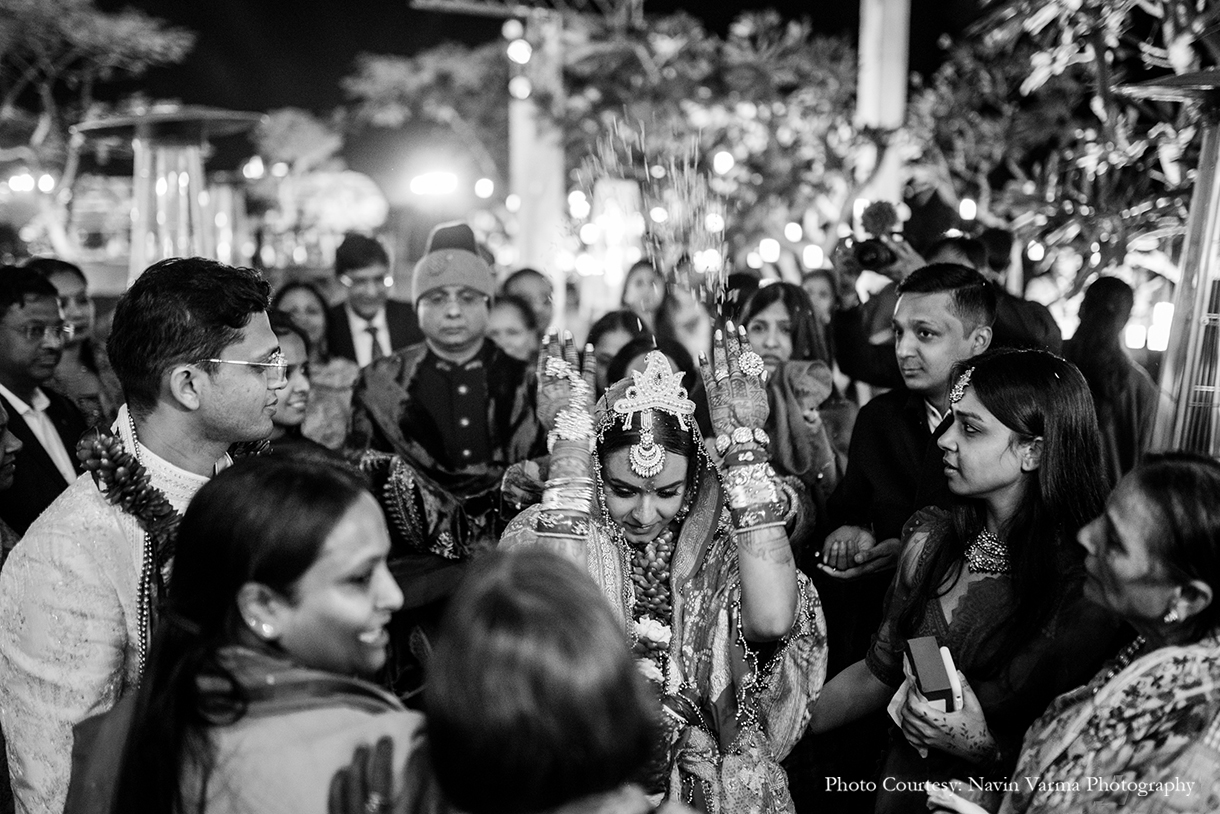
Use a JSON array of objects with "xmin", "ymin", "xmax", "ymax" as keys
[
  {"xmin": 1163, "ymin": 608, "xmax": 1181, "ymax": 624},
  {"xmin": 246, "ymin": 617, "xmax": 277, "ymax": 640}
]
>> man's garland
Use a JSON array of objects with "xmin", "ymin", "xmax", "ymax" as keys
[
  {"xmin": 77, "ymin": 428, "xmax": 181, "ymax": 678},
  {"xmin": 75, "ymin": 427, "xmax": 267, "ymax": 678}
]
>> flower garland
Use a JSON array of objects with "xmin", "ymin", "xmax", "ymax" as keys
[
  {"xmin": 77, "ymin": 424, "xmax": 180, "ymax": 677},
  {"xmin": 628, "ymin": 525, "xmax": 676, "ymax": 685},
  {"xmin": 76, "ymin": 422, "xmax": 268, "ymax": 678}
]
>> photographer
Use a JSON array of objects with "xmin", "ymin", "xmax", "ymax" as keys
[{"xmin": 830, "ymin": 231, "xmax": 925, "ymax": 389}]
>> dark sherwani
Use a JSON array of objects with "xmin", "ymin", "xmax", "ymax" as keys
[{"xmin": 347, "ymin": 338, "xmax": 545, "ymax": 697}]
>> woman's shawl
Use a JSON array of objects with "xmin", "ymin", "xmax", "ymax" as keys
[
  {"xmin": 1002, "ymin": 631, "xmax": 1220, "ymax": 814},
  {"xmin": 501, "ymin": 455, "xmax": 827, "ymax": 814}
]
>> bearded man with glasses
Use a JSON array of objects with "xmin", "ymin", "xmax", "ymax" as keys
[
  {"xmin": 0, "ymin": 257, "xmax": 280, "ymax": 814},
  {"xmin": 0, "ymin": 267, "xmax": 88, "ymax": 535}
]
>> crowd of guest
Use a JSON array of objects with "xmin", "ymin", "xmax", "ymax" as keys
[{"xmin": 0, "ymin": 214, "xmax": 1210, "ymax": 814}]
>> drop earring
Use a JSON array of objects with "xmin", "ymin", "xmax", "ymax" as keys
[{"xmin": 1163, "ymin": 608, "xmax": 1181, "ymax": 625}]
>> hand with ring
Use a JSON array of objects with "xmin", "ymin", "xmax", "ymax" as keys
[
  {"xmin": 535, "ymin": 331, "xmax": 596, "ymax": 434},
  {"xmin": 329, "ymin": 736, "xmax": 394, "ymax": 814},
  {"xmin": 699, "ymin": 321, "xmax": 770, "ymax": 440}
]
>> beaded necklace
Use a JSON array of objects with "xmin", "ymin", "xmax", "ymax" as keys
[
  {"xmin": 965, "ymin": 529, "xmax": 1011, "ymax": 576},
  {"xmin": 1092, "ymin": 636, "xmax": 1146, "ymax": 695}
]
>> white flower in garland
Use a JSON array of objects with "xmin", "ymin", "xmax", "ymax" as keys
[
  {"xmin": 637, "ymin": 656, "xmax": 665, "ymax": 684},
  {"xmin": 635, "ymin": 616, "xmax": 673, "ymax": 649}
]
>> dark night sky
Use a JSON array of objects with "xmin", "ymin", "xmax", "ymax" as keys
[{"xmin": 97, "ymin": 0, "xmax": 981, "ymax": 114}]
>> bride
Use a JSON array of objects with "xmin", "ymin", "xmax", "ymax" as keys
[{"xmin": 502, "ymin": 329, "xmax": 827, "ymax": 814}]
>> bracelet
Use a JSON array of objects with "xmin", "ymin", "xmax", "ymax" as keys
[
  {"xmin": 540, "ymin": 478, "xmax": 593, "ymax": 513},
  {"xmin": 724, "ymin": 447, "xmax": 770, "ymax": 467},
  {"xmin": 535, "ymin": 511, "xmax": 589, "ymax": 538},
  {"xmin": 721, "ymin": 462, "xmax": 780, "ymax": 509},
  {"xmin": 730, "ymin": 501, "xmax": 785, "ymax": 530},
  {"xmin": 716, "ymin": 427, "xmax": 769, "ymax": 455},
  {"xmin": 547, "ymin": 407, "xmax": 595, "ymax": 453}
]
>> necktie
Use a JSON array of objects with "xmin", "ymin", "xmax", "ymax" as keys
[{"xmin": 366, "ymin": 324, "xmax": 385, "ymax": 361}]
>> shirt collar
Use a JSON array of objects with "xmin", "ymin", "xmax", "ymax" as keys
[
  {"xmin": 0, "ymin": 383, "xmax": 47, "ymax": 416},
  {"xmin": 346, "ymin": 304, "xmax": 387, "ymax": 332}
]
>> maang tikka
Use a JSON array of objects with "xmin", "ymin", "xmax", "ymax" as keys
[{"xmin": 613, "ymin": 351, "xmax": 697, "ymax": 478}]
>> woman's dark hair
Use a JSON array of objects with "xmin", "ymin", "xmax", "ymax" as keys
[
  {"xmin": 428, "ymin": 550, "xmax": 658, "ymax": 814},
  {"xmin": 492, "ymin": 293, "xmax": 540, "ymax": 334},
  {"xmin": 899, "ymin": 348, "xmax": 1108, "ymax": 677},
  {"xmin": 738, "ymin": 282, "xmax": 832, "ymax": 366},
  {"xmin": 112, "ymin": 456, "xmax": 369, "ymax": 814},
  {"xmin": 268, "ymin": 309, "xmax": 312, "ymax": 358},
  {"xmin": 1064, "ymin": 276, "xmax": 1135, "ymax": 401},
  {"xmin": 24, "ymin": 256, "xmax": 88, "ymax": 286},
  {"xmin": 585, "ymin": 309, "xmax": 648, "ymax": 351},
  {"xmin": 271, "ymin": 281, "xmax": 333, "ymax": 361},
  {"xmin": 1127, "ymin": 452, "xmax": 1220, "ymax": 638}
]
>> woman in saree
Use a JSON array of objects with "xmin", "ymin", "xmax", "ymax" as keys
[
  {"xmin": 67, "ymin": 455, "xmax": 418, "ymax": 814},
  {"xmin": 807, "ymin": 348, "xmax": 1122, "ymax": 814},
  {"xmin": 929, "ymin": 452, "xmax": 1220, "ymax": 814},
  {"xmin": 502, "ymin": 331, "xmax": 827, "ymax": 814}
]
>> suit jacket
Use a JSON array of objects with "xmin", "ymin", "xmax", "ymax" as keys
[
  {"xmin": 326, "ymin": 300, "xmax": 423, "ymax": 365},
  {"xmin": 0, "ymin": 388, "xmax": 88, "ymax": 534}
]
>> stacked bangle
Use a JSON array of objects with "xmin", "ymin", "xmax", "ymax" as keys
[
  {"xmin": 536, "ymin": 476, "xmax": 593, "ymax": 538},
  {"xmin": 722, "ymin": 462, "xmax": 780, "ymax": 509},
  {"xmin": 547, "ymin": 408, "xmax": 595, "ymax": 453}
]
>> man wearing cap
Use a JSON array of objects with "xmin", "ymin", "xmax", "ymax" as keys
[
  {"xmin": 347, "ymin": 223, "xmax": 545, "ymax": 694},
  {"xmin": 348, "ymin": 224, "xmax": 544, "ymax": 547}
]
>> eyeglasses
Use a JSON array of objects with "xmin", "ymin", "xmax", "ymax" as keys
[
  {"xmin": 339, "ymin": 273, "xmax": 394, "ymax": 290},
  {"xmin": 199, "ymin": 351, "xmax": 288, "ymax": 384},
  {"xmin": 6, "ymin": 322, "xmax": 75, "ymax": 343},
  {"xmin": 419, "ymin": 289, "xmax": 489, "ymax": 308}
]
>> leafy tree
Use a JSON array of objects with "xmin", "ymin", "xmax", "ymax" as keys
[
  {"xmin": 343, "ymin": 12, "xmax": 877, "ymax": 263},
  {"xmin": 0, "ymin": 0, "xmax": 193, "ymax": 253}
]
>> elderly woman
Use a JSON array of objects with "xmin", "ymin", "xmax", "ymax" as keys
[
  {"xmin": 930, "ymin": 452, "xmax": 1220, "ymax": 814},
  {"xmin": 502, "ymin": 333, "xmax": 827, "ymax": 813}
]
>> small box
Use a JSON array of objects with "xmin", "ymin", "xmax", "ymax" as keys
[{"xmin": 905, "ymin": 636, "xmax": 954, "ymax": 710}]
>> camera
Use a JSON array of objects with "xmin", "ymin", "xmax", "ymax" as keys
[{"xmin": 853, "ymin": 238, "xmax": 897, "ymax": 271}]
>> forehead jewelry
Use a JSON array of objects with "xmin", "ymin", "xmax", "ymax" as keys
[
  {"xmin": 949, "ymin": 367, "xmax": 974, "ymax": 404},
  {"xmin": 612, "ymin": 351, "xmax": 697, "ymax": 478}
]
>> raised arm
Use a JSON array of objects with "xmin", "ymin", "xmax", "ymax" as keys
[
  {"xmin": 529, "ymin": 333, "xmax": 598, "ymax": 570},
  {"xmin": 702, "ymin": 325, "xmax": 797, "ymax": 642}
]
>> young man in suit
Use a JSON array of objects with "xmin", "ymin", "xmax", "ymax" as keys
[
  {"xmin": 0, "ymin": 267, "xmax": 87, "ymax": 534},
  {"xmin": 326, "ymin": 233, "xmax": 422, "ymax": 366}
]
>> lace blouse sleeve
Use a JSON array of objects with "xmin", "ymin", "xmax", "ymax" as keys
[{"xmin": 864, "ymin": 507, "xmax": 944, "ymax": 687}]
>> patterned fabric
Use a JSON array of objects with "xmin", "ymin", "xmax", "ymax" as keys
[
  {"xmin": 501, "ymin": 453, "xmax": 828, "ymax": 814},
  {"xmin": 0, "ymin": 405, "xmax": 216, "ymax": 814},
  {"xmin": 1002, "ymin": 631, "xmax": 1220, "ymax": 814},
  {"xmin": 301, "ymin": 356, "xmax": 360, "ymax": 450}
]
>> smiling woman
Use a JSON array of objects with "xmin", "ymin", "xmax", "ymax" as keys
[{"xmin": 66, "ymin": 456, "xmax": 420, "ymax": 814}]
